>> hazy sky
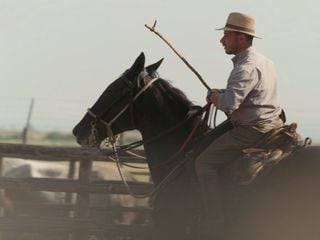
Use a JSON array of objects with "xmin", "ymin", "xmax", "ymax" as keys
[{"xmin": 1, "ymin": 0, "xmax": 319, "ymax": 142}]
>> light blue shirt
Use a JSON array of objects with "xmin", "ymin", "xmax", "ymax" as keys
[{"xmin": 217, "ymin": 47, "xmax": 282, "ymax": 126}]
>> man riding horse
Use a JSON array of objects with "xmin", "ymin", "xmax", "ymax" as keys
[
  {"xmin": 194, "ymin": 12, "xmax": 285, "ymax": 240},
  {"xmin": 72, "ymin": 11, "xmax": 314, "ymax": 239}
]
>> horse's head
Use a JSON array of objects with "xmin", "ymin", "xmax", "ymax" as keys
[{"xmin": 72, "ymin": 52, "xmax": 164, "ymax": 147}]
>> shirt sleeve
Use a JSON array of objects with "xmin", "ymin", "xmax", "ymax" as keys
[{"xmin": 217, "ymin": 66, "xmax": 259, "ymax": 115}]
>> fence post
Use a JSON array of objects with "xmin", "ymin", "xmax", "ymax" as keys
[
  {"xmin": 73, "ymin": 157, "xmax": 92, "ymax": 240},
  {"xmin": 0, "ymin": 155, "xmax": 3, "ymax": 218},
  {"xmin": 0, "ymin": 155, "xmax": 2, "ymax": 240},
  {"xmin": 22, "ymin": 98, "xmax": 35, "ymax": 144},
  {"xmin": 66, "ymin": 160, "xmax": 76, "ymax": 205},
  {"xmin": 0, "ymin": 155, "xmax": 3, "ymax": 177}
]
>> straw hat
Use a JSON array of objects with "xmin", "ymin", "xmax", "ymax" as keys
[{"xmin": 217, "ymin": 12, "xmax": 261, "ymax": 38}]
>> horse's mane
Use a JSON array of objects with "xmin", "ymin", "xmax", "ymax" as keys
[
  {"xmin": 154, "ymin": 77, "xmax": 194, "ymax": 108},
  {"xmin": 141, "ymin": 77, "xmax": 195, "ymax": 122},
  {"xmin": 122, "ymin": 69, "xmax": 194, "ymax": 110}
]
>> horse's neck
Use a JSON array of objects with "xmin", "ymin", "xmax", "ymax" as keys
[{"xmin": 138, "ymin": 115, "xmax": 194, "ymax": 184}]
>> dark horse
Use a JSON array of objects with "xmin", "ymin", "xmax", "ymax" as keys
[{"xmin": 73, "ymin": 53, "xmax": 320, "ymax": 240}]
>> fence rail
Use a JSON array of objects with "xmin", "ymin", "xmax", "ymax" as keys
[
  {"xmin": 0, "ymin": 143, "xmax": 153, "ymax": 240},
  {"xmin": 0, "ymin": 177, "xmax": 152, "ymax": 194},
  {"xmin": 0, "ymin": 142, "xmax": 146, "ymax": 162}
]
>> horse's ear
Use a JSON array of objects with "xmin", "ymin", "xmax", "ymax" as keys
[
  {"xmin": 146, "ymin": 58, "xmax": 164, "ymax": 75},
  {"xmin": 127, "ymin": 52, "xmax": 145, "ymax": 79}
]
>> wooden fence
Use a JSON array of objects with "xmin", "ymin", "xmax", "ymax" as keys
[{"xmin": 0, "ymin": 143, "xmax": 153, "ymax": 240}]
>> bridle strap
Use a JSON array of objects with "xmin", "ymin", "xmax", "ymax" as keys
[{"xmin": 88, "ymin": 77, "xmax": 158, "ymax": 127}]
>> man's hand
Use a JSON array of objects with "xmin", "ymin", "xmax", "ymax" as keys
[{"xmin": 206, "ymin": 89, "xmax": 223, "ymax": 106}]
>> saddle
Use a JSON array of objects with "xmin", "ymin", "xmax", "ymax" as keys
[{"xmin": 231, "ymin": 123, "xmax": 311, "ymax": 185}]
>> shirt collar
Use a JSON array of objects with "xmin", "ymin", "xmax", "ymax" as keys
[{"xmin": 231, "ymin": 46, "xmax": 255, "ymax": 65}]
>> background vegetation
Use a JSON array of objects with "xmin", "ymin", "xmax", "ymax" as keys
[{"xmin": 0, "ymin": 128, "xmax": 142, "ymax": 147}]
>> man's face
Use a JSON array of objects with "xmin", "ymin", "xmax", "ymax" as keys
[{"xmin": 220, "ymin": 31, "xmax": 240, "ymax": 55}]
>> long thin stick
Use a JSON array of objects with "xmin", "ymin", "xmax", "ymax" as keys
[{"xmin": 145, "ymin": 20, "xmax": 211, "ymax": 91}]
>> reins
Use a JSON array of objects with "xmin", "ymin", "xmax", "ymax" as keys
[
  {"xmin": 108, "ymin": 104, "xmax": 218, "ymax": 154},
  {"xmin": 100, "ymin": 103, "xmax": 212, "ymax": 199},
  {"xmin": 108, "ymin": 103, "xmax": 213, "ymax": 199},
  {"xmin": 86, "ymin": 75, "xmax": 215, "ymax": 199}
]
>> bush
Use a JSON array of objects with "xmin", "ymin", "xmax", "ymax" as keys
[{"xmin": 45, "ymin": 132, "xmax": 75, "ymax": 142}]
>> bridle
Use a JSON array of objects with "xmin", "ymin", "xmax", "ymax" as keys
[
  {"xmin": 87, "ymin": 75, "xmax": 159, "ymax": 146},
  {"xmin": 83, "ymin": 73, "xmax": 213, "ymax": 198},
  {"xmin": 85, "ymin": 74, "xmax": 166, "ymax": 198}
]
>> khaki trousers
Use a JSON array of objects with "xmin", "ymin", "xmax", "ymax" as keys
[{"xmin": 194, "ymin": 118, "xmax": 283, "ymax": 239}]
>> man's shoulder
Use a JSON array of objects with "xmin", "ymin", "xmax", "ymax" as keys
[
  {"xmin": 230, "ymin": 64, "xmax": 253, "ymax": 80},
  {"xmin": 233, "ymin": 61, "xmax": 255, "ymax": 74},
  {"xmin": 244, "ymin": 50, "xmax": 274, "ymax": 71},
  {"xmin": 249, "ymin": 49, "xmax": 274, "ymax": 64}
]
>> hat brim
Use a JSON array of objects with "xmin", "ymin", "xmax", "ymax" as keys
[{"xmin": 216, "ymin": 27, "xmax": 262, "ymax": 39}]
